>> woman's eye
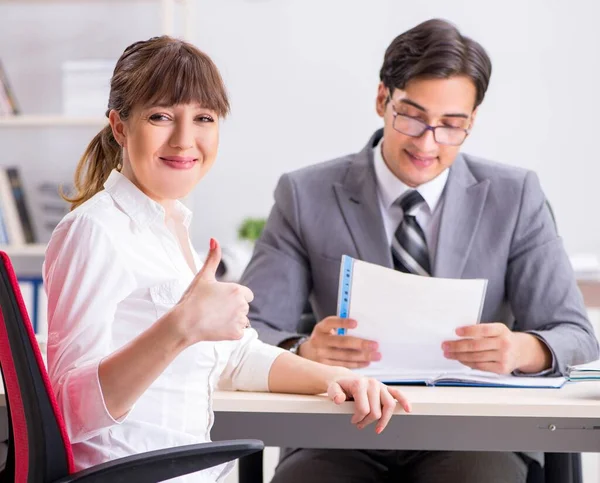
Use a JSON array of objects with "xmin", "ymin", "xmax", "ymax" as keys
[
  {"xmin": 149, "ymin": 113, "xmax": 170, "ymax": 121},
  {"xmin": 197, "ymin": 115, "xmax": 215, "ymax": 123}
]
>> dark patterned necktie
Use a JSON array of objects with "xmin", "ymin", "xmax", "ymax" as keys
[{"xmin": 391, "ymin": 190, "xmax": 431, "ymax": 276}]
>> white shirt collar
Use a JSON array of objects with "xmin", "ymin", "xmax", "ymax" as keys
[
  {"xmin": 103, "ymin": 170, "xmax": 193, "ymax": 229},
  {"xmin": 373, "ymin": 138, "xmax": 448, "ymax": 212}
]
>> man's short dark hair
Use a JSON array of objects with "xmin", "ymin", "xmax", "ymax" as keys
[{"xmin": 380, "ymin": 19, "xmax": 492, "ymax": 108}]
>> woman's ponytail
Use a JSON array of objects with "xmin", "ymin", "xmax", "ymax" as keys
[{"xmin": 62, "ymin": 124, "xmax": 121, "ymax": 210}]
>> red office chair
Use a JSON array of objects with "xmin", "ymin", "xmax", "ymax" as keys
[{"xmin": 0, "ymin": 251, "xmax": 263, "ymax": 482}]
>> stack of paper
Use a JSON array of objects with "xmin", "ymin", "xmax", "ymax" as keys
[
  {"xmin": 567, "ymin": 360, "xmax": 600, "ymax": 381},
  {"xmin": 62, "ymin": 60, "xmax": 115, "ymax": 117}
]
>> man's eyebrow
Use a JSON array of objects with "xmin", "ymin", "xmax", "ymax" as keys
[{"xmin": 398, "ymin": 98, "xmax": 470, "ymax": 119}]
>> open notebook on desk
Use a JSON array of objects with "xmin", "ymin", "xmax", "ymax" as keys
[
  {"xmin": 336, "ymin": 256, "xmax": 566, "ymax": 389},
  {"xmin": 358, "ymin": 368, "xmax": 566, "ymax": 388}
]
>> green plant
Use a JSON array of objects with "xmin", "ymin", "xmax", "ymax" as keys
[{"xmin": 237, "ymin": 217, "xmax": 266, "ymax": 242}]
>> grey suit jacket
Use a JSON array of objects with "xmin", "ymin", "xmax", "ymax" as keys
[{"xmin": 242, "ymin": 129, "xmax": 599, "ymax": 376}]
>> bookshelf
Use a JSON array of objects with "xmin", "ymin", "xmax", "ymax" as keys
[{"xmin": 0, "ymin": 0, "xmax": 195, "ymax": 266}]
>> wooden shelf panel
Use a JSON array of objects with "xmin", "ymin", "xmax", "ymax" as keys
[
  {"xmin": 0, "ymin": 244, "xmax": 47, "ymax": 257},
  {"xmin": 0, "ymin": 115, "xmax": 107, "ymax": 127}
]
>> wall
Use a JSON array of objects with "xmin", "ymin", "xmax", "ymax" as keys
[
  {"xmin": 0, "ymin": 0, "xmax": 599, "ymax": 257},
  {"xmin": 190, "ymin": 0, "xmax": 600, "ymax": 257}
]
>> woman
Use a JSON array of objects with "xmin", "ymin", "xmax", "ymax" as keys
[{"xmin": 44, "ymin": 36, "xmax": 410, "ymax": 482}]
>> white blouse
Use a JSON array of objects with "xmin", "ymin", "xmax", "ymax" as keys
[{"xmin": 43, "ymin": 170, "xmax": 285, "ymax": 482}]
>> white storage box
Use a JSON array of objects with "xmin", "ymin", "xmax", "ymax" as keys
[{"xmin": 62, "ymin": 60, "xmax": 115, "ymax": 117}]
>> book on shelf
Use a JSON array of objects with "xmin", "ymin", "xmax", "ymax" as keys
[
  {"xmin": 17, "ymin": 276, "xmax": 47, "ymax": 337},
  {"xmin": 6, "ymin": 167, "xmax": 36, "ymax": 243},
  {"xmin": 0, "ymin": 167, "xmax": 36, "ymax": 245},
  {"xmin": 0, "ymin": 167, "xmax": 26, "ymax": 244},
  {"xmin": 0, "ymin": 59, "xmax": 19, "ymax": 116},
  {"xmin": 0, "ymin": 201, "xmax": 9, "ymax": 245}
]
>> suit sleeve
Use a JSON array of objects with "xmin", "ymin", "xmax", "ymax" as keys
[
  {"xmin": 240, "ymin": 173, "xmax": 313, "ymax": 347},
  {"xmin": 507, "ymin": 171, "xmax": 599, "ymax": 375}
]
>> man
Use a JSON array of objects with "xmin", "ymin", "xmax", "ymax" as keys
[{"xmin": 241, "ymin": 18, "xmax": 599, "ymax": 483}]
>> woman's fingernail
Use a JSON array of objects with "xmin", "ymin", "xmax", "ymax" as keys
[
  {"xmin": 210, "ymin": 238, "xmax": 216, "ymax": 250},
  {"xmin": 376, "ymin": 426, "xmax": 383, "ymax": 434}
]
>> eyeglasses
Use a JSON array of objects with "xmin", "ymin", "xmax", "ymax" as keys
[{"xmin": 390, "ymin": 105, "xmax": 470, "ymax": 147}]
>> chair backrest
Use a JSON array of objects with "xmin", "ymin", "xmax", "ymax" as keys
[{"xmin": 0, "ymin": 251, "xmax": 74, "ymax": 482}]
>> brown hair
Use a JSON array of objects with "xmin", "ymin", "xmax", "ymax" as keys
[
  {"xmin": 64, "ymin": 36, "xmax": 229, "ymax": 209},
  {"xmin": 379, "ymin": 19, "xmax": 492, "ymax": 108}
]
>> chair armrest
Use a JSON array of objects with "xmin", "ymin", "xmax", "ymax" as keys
[{"xmin": 55, "ymin": 439, "xmax": 264, "ymax": 483}]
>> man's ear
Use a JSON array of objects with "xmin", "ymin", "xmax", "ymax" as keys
[
  {"xmin": 108, "ymin": 110, "xmax": 127, "ymax": 147},
  {"xmin": 375, "ymin": 82, "xmax": 388, "ymax": 118},
  {"xmin": 468, "ymin": 107, "xmax": 479, "ymax": 132}
]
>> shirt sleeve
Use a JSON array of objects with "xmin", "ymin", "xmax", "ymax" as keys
[
  {"xmin": 217, "ymin": 329, "xmax": 286, "ymax": 392},
  {"xmin": 44, "ymin": 213, "xmax": 136, "ymax": 443}
]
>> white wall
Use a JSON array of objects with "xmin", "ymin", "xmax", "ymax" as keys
[
  {"xmin": 1, "ymin": 0, "xmax": 600, "ymax": 257},
  {"xmin": 189, "ymin": 0, "xmax": 600, "ymax": 256}
]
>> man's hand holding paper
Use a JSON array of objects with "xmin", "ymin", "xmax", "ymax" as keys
[
  {"xmin": 443, "ymin": 323, "xmax": 553, "ymax": 374},
  {"xmin": 299, "ymin": 316, "xmax": 381, "ymax": 369}
]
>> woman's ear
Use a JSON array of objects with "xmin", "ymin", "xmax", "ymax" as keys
[
  {"xmin": 375, "ymin": 82, "xmax": 388, "ymax": 118},
  {"xmin": 108, "ymin": 110, "xmax": 126, "ymax": 147}
]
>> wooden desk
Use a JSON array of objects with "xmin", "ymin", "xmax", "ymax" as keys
[
  {"xmin": 1, "ymin": 382, "xmax": 599, "ymax": 453},
  {"xmin": 211, "ymin": 384, "xmax": 600, "ymax": 453}
]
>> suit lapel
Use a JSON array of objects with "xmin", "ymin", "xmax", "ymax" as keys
[
  {"xmin": 333, "ymin": 130, "xmax": 392, "ymax": 268},
  {"xmin": 434, "ymin": 154, "xmax": 490, "ymax": 278}
]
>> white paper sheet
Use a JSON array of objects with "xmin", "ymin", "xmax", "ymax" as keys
[{"xmin": 342, "ymin": 258, "xmax": 488, "ymax": 375}]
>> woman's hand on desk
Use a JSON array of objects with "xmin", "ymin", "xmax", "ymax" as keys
[
  {"xmin": 328, "ymin": 376, "xmax": 411, "ymax": 434},
  {"xmin": 442, "ymin": 323, "xmax": 552, "ymax": 374},
  {"xmin": 173, "ymin": 239, "xmax": 254, "ymax": 345},
  {"xmin": 268, "ymin": 353, "xmax": 409, "ymax": 435}
]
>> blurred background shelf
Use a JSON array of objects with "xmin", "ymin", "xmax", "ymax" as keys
[
  {"xmin": 0, "ymin": 244, "xmax": 47, "ymax": 276},
  {"xmin": 0, "ymin": 244, "xmax": 46, "ymax": 257},
  {"xmin": 0, "ymin": 115, "xmax": 107, "ymax": 127}
]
